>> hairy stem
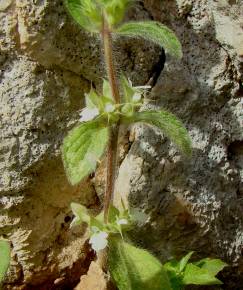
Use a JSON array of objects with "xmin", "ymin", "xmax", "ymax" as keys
[
  {"xmin": 102, "ymin": 15, "xmax": 120, "ymax": 223},
  {"xmin": 102, "ymin": 17, "xmax": 120, "ymax": 105}
]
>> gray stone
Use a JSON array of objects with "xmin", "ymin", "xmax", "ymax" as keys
[{"xmin": 116, "ymin": 0, "xmax": 243, "ymax": 288}]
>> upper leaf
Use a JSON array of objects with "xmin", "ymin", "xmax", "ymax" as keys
[
  {"xmin": 122, "ymin": 110, "xmax": 192, "ymax": 156},
  {"xmin": 116, "ymin": 21, "xmax": 183, "ymax": 59},
  {"xmin": 109, "ymin": 237, "xmax": 172, "ymax": 290},
  {"xmin": 64, "ymin": 0, "xmax": 102, "ymax": 32},
  {"xmin": 0, "ymin": 239, "xmax": 10, "ymax": 284},
  {"xmin": 103, "ymin": 0, "xmax": 133, "ymax": 26},
  {"xmin": 65, "ymin": 0, "xmax": 133, "ymax": 32},
  {"xmin": 62, "ymin": 120, "xmax": 109, "ymax": 185}
]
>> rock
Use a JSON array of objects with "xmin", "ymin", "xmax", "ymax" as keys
[
  {"xmin": 115, "ymin": 0, "xmax": 243, "ymax": 288},
  {"xmin": 1, "ymin": 0, "xmax": 243, "ymax": 288},
  {"xmin": 74, "ymin": 262, "xmax": 108, "ymax": 290}
]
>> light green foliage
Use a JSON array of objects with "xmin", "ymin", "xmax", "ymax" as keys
[
  {"xmin": 182, "ymin": 263, "xmax": 223, "ymax": 285},
  {"xmin": 102, "ymin": 0, "xmax": 133, "ymax": 27},
  {"xmin": 65, "ymin": 0, "xmax": 132, "ymax": 32},
  {"xmin": 116, "ymin": 21, "xmax": 182, "ymax": 59},
  {"xmin": 70, "ymin": 203, "xmax": 90, "ymax": 227},
  {"xmin": 120, "ymin": 76, "xmax": 148, "ymax": 116},
  {"xmin": 64, "ymin": 0, "xmax": 102, "ymax": 32},
  {"xmin": 109, "ymin": 237, "xmax": 172, "ymax": 290},
  {"xmin": 70, "ymin": 203, "xmax": 131, "ymax": 234},
  {"xmin": 62, "ymin": 121, "xmax": 109, "ymax": 185},
  {"xmin": 0, "ymin": 239, "xmax": 10, "ymax": 285},
  {"xmin": 179, "ymin": 251, "xmax": 194, "ymax": 272},
  {"xmin": 122, "ymin": 110, "xmax": 192, "ymax": 156},
  {"xmin": 84, "ymin": 80, "xmax": 119, "ymax": 123},
  {"xmin": 164, "ymin": 252, "xmax": 227, "ymax": 289}
]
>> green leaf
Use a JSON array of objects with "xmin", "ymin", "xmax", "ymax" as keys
[
  {"xmin": 122, "ymin": 110, "xmax": 192, "ymax": 156},
  {"xmin": 0, "ymin": 239, "xmax": 10, "ymax": 284},
  {"xmin": 164, "ymin": 260, "xmax": 179, "ymax": 273},
  {"xmin": 108, "ymin": 205, "xmax": 120, "ymax": 223},
  {"xmin": 64, "ymin": 0, "xmax": 102, "ymax": 33},
  {"xmin": 194, "ymin": 258, "xmax": 228, "ymax": 276},
  {"xmin": 121, "ymin": 75, "xmax": 135, "ymax": 103},
  {"xmin": 109, "ymin": 237, "xmax": 172, "ymax": 290},
  {"xmin": 62, "ymin": 121, "xmax": 109, "ymax": 185},
  {"xmin": 70, "ymin": 202, "xmax": 90, "ymax": 227},
  {"xmin": 104, "ymin": 0, "xmax": 133, "ymax": 26},
  {"xmin": 90, "ymin": 216, "xmax": 105, "ymax": 232},
  {"xmin": 179, "ymin": 251, "xmax": 194, "ymax": 272},
  {"xmin": 182, "ymin": 263, "xmax": 223, "ymax": 285},
  {"xmin": 116, "ymin": 21, "xmax": 182, "ymax": 59},
  {"xmin": 102, "ymin": 79, "xmax": 113, "ymax": 100},
  {"xmin": 164, "ymin": 260, "xmax": 183, "ymax": 290},
  {"xmin": 85, "ymin": 89, "xmax": 103, "ymax": 110}
]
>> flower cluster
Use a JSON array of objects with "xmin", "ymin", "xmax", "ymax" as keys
[{"xmin": 79, "ymin": 78, "xmax": 151, "ymax": 124}]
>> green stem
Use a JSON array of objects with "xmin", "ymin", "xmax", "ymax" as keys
[{"xmin": 101, "ymin": 15, "xmax": 120, "ymax": 223}]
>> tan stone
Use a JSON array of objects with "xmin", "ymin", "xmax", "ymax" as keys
[{"xmin": 74, "ymin": 262, "xmax": 108, "ymax": 290}]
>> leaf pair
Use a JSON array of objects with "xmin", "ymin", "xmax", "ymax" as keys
[
  {"xmin": 164, "ymin": 251, "xmax": 228, "ymax": 289},
  {"xmin": 64, "ymin": 0, "xmax": 131, "ymax": 32},
  {"xmin": 65, "ymin": 0, "xmax": 182, "ymax": 59},
  {"xmin": 62, "ymin": 109, "xmax": 191, "ymax": 185}
]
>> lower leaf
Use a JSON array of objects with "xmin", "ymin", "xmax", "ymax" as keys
[
  {"xmin": 108, "ymin": 237, "xmax": 172, "ymax": 290},
  {"xmin": 122, "ymin": 110, "xmax": 192, "ymax": 156},
  {"xmin": 62, "ymin": 121, "xmax": 109, "ymax": 185}
]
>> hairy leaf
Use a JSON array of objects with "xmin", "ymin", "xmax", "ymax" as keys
[
  {"xmin": 0, "ymin": 240, "xmax": 10, "ymax": 284},
  {"xmin": 104, "ymin": 0, "xmax": 133, "ymax": 26},
  {"xmin": 122, "ymin": 110, "xmax": 192, "ymax": 156},
  {"xmin": 62, "ymin": 121, "xmax": 109, "ymax": 185},
  {"xmin": 64, "ymin": 0, "xmax": 102, "ymax": 32},
  {"xmin": 109, "ymin": 237, "xmax": 172, "ymax": 290},
  {"xmin": 116, "ymin": 21, "xmax": 182, "ymax": 58},
  {"xmin": 182, "ymin": 263, "xmax": 223, "ymax": 285}
]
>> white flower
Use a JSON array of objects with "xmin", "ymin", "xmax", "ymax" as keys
[
  {"xmin": 132, "ymin": 93, "xmax": 142, "ymax": 102},
  {"xmin": 79, "ymin": 107, "xmax": 99, "ymax": 122},
  {"xmin": 89, "ymin": 231, "xmax": 108, "ymax": 252},
  {"xmin": 104, "ymin": 103, "xmax": 115, "ymax": 113},
  {"xmin": 117, "ymin": 218, "xmax": 128, "ymax": 225}
]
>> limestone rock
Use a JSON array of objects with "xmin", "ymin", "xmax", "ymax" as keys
[
  {"xmin": 74, "ymin": 262, "xmax": 109, "ymax": 290},
  {"xmin": 115, "ymin": 0, "xmax": 243, "ymax": 288}
]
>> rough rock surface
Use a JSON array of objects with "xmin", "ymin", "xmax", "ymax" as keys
[
  {"xmin": 0, "ymin": 0, "xmax": 160, "ymax": 289},
  {"xmin": 0, "ymin": 0, "xmax": 243, "ymax": 289},
  {"xmin": 116, "ymin": 0, "xmax": 243, "ymax": 289}
]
